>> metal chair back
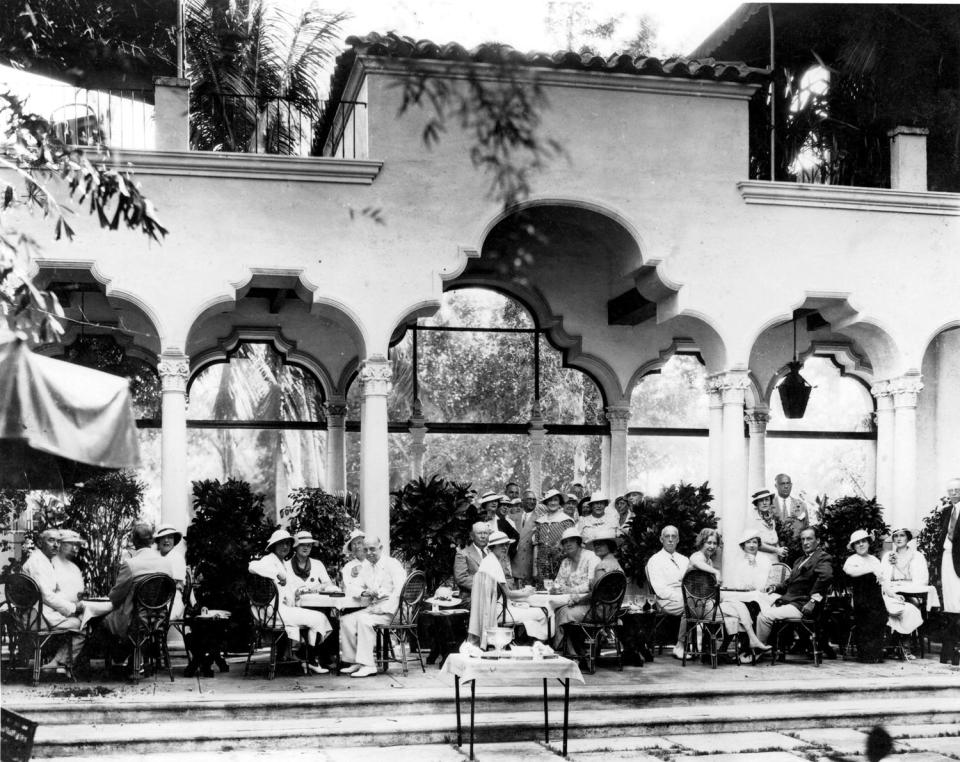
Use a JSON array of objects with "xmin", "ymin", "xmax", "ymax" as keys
[
  {"xmin": 245, "ymin": 573, "xmax": 283, "ymax": 629},
  {"xmin": 681, "ymin": 569, "xmax": 720, "ymax": 623},
  {"xmin": 392, "ymin": 570, "xmax": 427, "ymax": 627},
  {"xmin": 130, "ymin": 574, "xmax": 177, "ymax": 640},
  {"xmin": 5, "ymin": 574, "xmax": 44, "ymax": 635},
  {"xmin": 585, "ymin": 571, "xmax": 627, "ymax": 626},
  {"xmin": 767, "ymin": 563, "xmax": 791, "ymax": 588}
]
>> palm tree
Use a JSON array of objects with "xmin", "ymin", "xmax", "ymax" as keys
[{"xmin": 186, "ymin": 0, "xmax": 346, "ymax": 155}]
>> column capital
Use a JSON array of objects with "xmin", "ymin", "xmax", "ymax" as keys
[
  {"xmin": 708, "ymin": 371, "xmax": 751, "ymax": 405},
  {"xmin": 744, "ymin": 406, "xmax": 770, "ymax": 434},
  {"xmin": 158, "ymin": 354, "xmax": 190, "ymax": 393},
  {"xmin": 604, "ymin": 405, "xmax": 631, "ymax": 431},
  {"xmin": 890, "ymin": 374, "xmax": 924, "ymax": 408},
  {"xmin": 325, "ymin": 398, "xmax": 348, "ymax": 426},
  {"xmin": 529, "ymin": 399, "xmax": 546, "ymax": 432},
  {"xmin": 359, "ymin": 355, "xmax": 392, "ymax": 397}
]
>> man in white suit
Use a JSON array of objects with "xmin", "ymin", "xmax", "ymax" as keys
[{"xmin": 453, "ymin": 522, "xmax": 490, "ymax": 602}]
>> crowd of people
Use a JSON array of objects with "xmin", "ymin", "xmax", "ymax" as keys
[{"xmin": 11, "ymin": 474, "xmax": 960, "ymax": 679}]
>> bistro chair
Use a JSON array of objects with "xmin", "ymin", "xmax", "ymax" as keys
[
  {"xmin": 126, "ymin": 573, "xmax": 177, "ymax": 683},
  {"xmin": 679, "ymin": 569, "xmax": 734, "ymax": 669},
  {"xmin": 375, "ymin": 570, "xmax": 427, "ymax": 676},
  {"xmin": 645, "ymin": 560, "xmax": 680, "ymax": 656},
  {"xmin": 767, "ymin": 563, "xmax": 792, "ymax": 589},
  {"xmin": 769, "ymin": 598, "xmax": 826, "ymax": 667},
  {"xmin": 244, "ymin": 573, "xmax": 306, "ymax": 680},
  {"xmin": 4, "ymin": 573, "xmax": 77, "ymax": 686},
  {"xmin": 569, "ymin": 570, "xmax": 627, "ymax": 674}
]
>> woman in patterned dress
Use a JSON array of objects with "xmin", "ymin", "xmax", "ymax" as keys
[{"xmin": 532, "ymin": 489, "xmax": 575, "ymax": 584}]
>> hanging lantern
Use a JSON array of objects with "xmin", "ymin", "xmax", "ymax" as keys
[{"xmin": 778, "ymin": 360, "xmax": 812, "ymax": 418}]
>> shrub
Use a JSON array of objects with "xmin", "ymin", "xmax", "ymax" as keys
[
  {"xmin": 622, "ymin": 481, "xmax": 717, "ymax": 585},
  {"xmin": 186, "ymin": 478, "xmax": 273, "ymax": 651},
  {"xmin": 815, "ymin": 494, "xmax": 889, "ymax": 586},
  {"xmin": 390, "ymin": 475, "xmax": 479, "ymax": 589},
  {"xmin": 916, "ymin": 496, "xmax": 950, "ymax": 594},
  {"xmin": 280, "ymin": 488, "xmax": 356, "ymax": 576}
]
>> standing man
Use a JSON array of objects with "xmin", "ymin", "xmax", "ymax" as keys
[
  {"xmin": 756, "ymin": 526, "xmax": 833, "ymax": 647},
  {"xmin": 453, "ymin": 522, "xmax": 491, "ymax": 602},
  {"xmin": 940, "ymin": 478, "xmax": 960, "ymax": 664},
  {"xmin": 512, "ymin": 491, "xmax": 538, "ymax": 585},
  {"xmin": 339, "ymin": 536, "xmax": 407, "ymax": 678},
  {"xmin": 645, "ymin": 525, "xmax": 689, "ymax": 659},
  {"xmin": 21, "ymin": 528, "xmax": 85, "ymax": 672},
  {"xmin": 773, "ymin": 473, "xmax": 809, "ymax": 539},
  {"xmin": 503, "ymin": 482, "xmax": 521, "ymax": 502}
]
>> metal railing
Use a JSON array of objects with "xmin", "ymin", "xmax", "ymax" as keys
[{"xmin": 48, "ymin": 88, "xmax": 154, "ymax": 150}]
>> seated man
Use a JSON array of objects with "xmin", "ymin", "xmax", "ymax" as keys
[
  {"xmin": 339, "ymin": 535, "xmax": 407, "ymax": 678},
  {"xmin": 757, "ymin": 526, "xmax": 834, "ymax": 648},
  {"xmin": 453, "ymin": 522, "xmax": 491, "ymax": 603},
  {"xmin": 21, "ymin": 528, "xmax": 85, "ymax": 672},
  {"xmin": 644, "ymin": 525, "xmax": 689, "ymax": 659},
  {"xmin": 54, "ymin": 530, "xmax": 113, "ymax": 627}
]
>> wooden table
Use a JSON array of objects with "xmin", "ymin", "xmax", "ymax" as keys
[{"xmin": 441, "ymin": 653, "xmax": 583, "ymax": 759}]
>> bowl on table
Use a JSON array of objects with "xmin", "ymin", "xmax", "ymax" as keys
[{"xmin": 484, "ymin": 627, "xmax": 515, "ymax": 654}]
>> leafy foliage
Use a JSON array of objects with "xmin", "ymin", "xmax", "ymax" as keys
[
  {"xmin": 280, "ymin": 487, "xmax": 356, "ymax": 574},
  {"xmin": 61, "ymin": 471, "xmax": 144, "ymax": 594},
  {"xmin": 390, "ymin": 475, "xmax": 479, "ymax": 589},
  {"xmin": 0, "ymin": 488, "xmax": 28, "ymax": 576},
  {"xmin": 186, "ymin": 478, "xmax": 273, "ymax": 650},
  {"xmin": 814, "ymin": 494, "xmax": 889, "ymax": 586},
  {"xmin": 621, "ymin": 481, "xmax": 716, "ymax": 585},
  {"xmin": 916, "ymin": 496, "xmax": 950, "ymax": 594}
]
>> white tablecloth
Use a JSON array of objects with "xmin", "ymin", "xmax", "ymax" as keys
[
  {"xmin": 441, "ymin": 653, "xmax": 583, "ymax": 685},
  {"xmin": 298, "ymin": 593, "xmax": 366, "ymax": 610},
  {"xmin": 887, "ymin": 583, "xmax": 941, "ymax": 610}
]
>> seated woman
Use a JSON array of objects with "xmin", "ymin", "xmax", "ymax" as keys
[
  {"xmin": 286, "ymin": 531, "xmax": 335, "ymax": 596},
  {"xmin": 248, "ymin": 529, "xmax": 333, "ymax": 675},
  {"xmin": 552, "ymin": 527, "xmax": 600, "ymax": 652},
  {"xmin": 154, "ymin": 525, "xmax": 187, "ymax": 620},
  {"xmin": 341, "ymin": 528, "xmax": 368, "ymax": 600},
  {"xmin": 880, "ymin": 526, "xmax": 930, "ymax": 597},
  {"xmin": 683, "ymin": 528, "xmax": 770, "ymax": 657},
  {"xmin": 467, "ymin": 530, "xmax": 541, "ymax": 647},
  {"xmin": 844, "ymin": 529, "xmax": 923, "ymax": 662},
  {"xmin": 586, "ymin": 526, "xmax": 622, "ymax": 582}
]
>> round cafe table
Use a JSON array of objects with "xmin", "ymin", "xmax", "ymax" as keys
[{"xmin": 298, "ymin": 592, "xmax": 367, "ymax": 670}]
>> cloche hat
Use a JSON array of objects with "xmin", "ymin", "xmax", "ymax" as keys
[
  {"xmin": 751, "ymin": 489, "xmax": 775, "ymax": 505},
  {"xmin": 559, "ymin": 527, "xmax": 583, "ymax": 543},
  {"xmin": 487, "ymin": 530, "xmax": 515, "ymax": 547},
  {"xmin": 154, "ymin": 524, "xmax": 183, "ymax": 545},
  {"xmin": 847, "ymin": 529, "xmax": 872, "ymax": 549},
  {"xmin": 342, "ymin": 528, "xmax": 366, "ymax": 555},
  {"xmin": 292, "ymin": 531, "xmax": 318, "ymax": 548}
]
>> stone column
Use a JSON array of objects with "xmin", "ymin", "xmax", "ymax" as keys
[
  {"xmin": 605, "ymin": 405, "xmax": 631, "ymax": 500},
  {"xmin": 528, "ymin": 402, "xmax": 546, "ymax": 495},
  {"xmin": 871, "ymin": 381, "xmax": 895, "ymax": 514},
  {"xmin": 717, "ymin": 371, "xmax": 750, "ymax": 575},
  {"xmin": 408, "ymin": 398, "xmax": 427, "ymax": 481},
  {"xmin": 324, "ymin": 397, "xmax": 347, "ymax": 493},
  {"xmin": 599, "ymin": 435, "xmax": 612, "ymax": 495},
  {"xmin": 891, "ymin": 374, "xmax": 923, "ymax": 530},
  {"xmin": 359, "ymin": 356, "xmax": 392, "ymax": 551},
  {"xmin": 158, "ymin": 353, "xmax": 190, "ymax": 532},
  {"xmin": 706, "ymin": 378, "xmax": 724, "ymax": 511},
  {"xmin": 745, "ymin": 406, "xmax": 770, "ymax": 493}
]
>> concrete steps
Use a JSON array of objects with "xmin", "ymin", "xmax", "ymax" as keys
[{"xmin": 9, "ymin": 675, "xmax": 960, "ymax": 758}]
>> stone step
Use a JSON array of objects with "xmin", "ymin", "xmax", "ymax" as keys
[
  {"xmin": 10, "ymin": 674, "xmax": 959, "ymax": 726},
  {"xmin": 25, "ymin": 696, "xmax": 960, "ymax": 758}
]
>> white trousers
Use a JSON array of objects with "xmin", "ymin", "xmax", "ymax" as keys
[
  {"xmin": 277, "ymin": 605, "xmax": 331, "ymax": 646},
  {"xmin": 339, "ymin": 610, "xmax": 392, "ymax": 667}
]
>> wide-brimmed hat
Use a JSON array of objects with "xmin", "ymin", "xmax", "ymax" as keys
[
  {"xmin": 738, "ymin": 528, "xmax": 763, "ymax": 547},
  {"xmin": 848, "ymin": 529, "xmax": 872, "ymax": 549},
  {"xmin": 890, "ymin": 527, "xmax": 914, "ymax": 542},
  {"xmin": 587, "ymin": 491, "xmax": 610, "ymax": 506},
  {"xmin": 265, "ymin": 529, "xmax": 293, "ymax": 551},
  {"xmin": 751, "ymin": 489, "xmax": 775, "ymax": 505},
  {"xmin": 479, "ymin": 491, "xmax": 503, "ymax": 506},
  {"xmin": 584, "ymin": 526, "xmax": 619, "ymax": 547},
  {"xmin": 487, "ymin": 530, "xmax": 515, "ymax": 547},
  {"xmin": 542, "ymin": 489, "xmax": 563, "ymax": 503},
  {"xmin": 342, "ymin": 528, "xmax": 366, "ymax": 555},
  {"xmin": 58, "ymin": 529, "xmax": 87, "ymax": 547},
  {"xmin": 559, "ymin": 527, "xmax": 582, "ymax": 543},
  {"xmin": 565, "ymin": 493, "xmax": 580, "ymax": 503},
  {"xmin": 154, "ymin": 524, "xmax": 183, "ymax": 545},
  {"xmin": 292, "ymin": 531, "xmax": 318, "ymax": 548}
]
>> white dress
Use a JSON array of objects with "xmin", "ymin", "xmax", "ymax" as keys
[{"xmin": 247, "ymin": 554, "xmax": 331, "ymax": 645}]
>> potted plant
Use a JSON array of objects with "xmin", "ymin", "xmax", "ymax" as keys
[
  {"xmin": 280, "ymin": 488, "xmax": 357, "ymax": 576},
  {"xmin": 621, "ymin": 481, "xmax": 717, "ymax": 585},
  {"xmin": 390, "ymin": 475, "xmax": 479, "ymax": 589}
]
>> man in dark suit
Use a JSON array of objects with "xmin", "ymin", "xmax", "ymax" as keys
[
  {"xmin": 940, "ymin": 478, "xmax": 960, "ymax": 664},
  {"xmin": 757, "ymin": 526, "xmax": 833, "ymax": 645},
  {"xmin": 453, "ymin": 522, "xmax": 491, "ymax": 603}
]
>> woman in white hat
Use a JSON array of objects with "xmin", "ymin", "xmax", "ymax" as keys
[
  {"xmin": 286, "ymin": 531, "xmax": 334, "ymax": 596},
  {"xmin": 749, "ymin": 489, "xmax": 787, "ymax": 579},
  {"xmin": 880, "ymin": 527, "xmax": 930, "ymax": 590},
  {"xmin": 843, "ymin": 529, "xmax": 922, "ymax": 662},
  {"xmin": 533, "ymin": 489, "xmax": 576, "ymax": 584},
  {"xmin": 248, "ymin": 529, "xmax": 332, "ymax": 674},
  {"xmin": 154, "ymin": 525, "xmax": 187, "ymax": 619},
  {"xmin": 584, "ymin": 526, "xmax": 622, "ymax": 583},
  {"xmin": 340, "ymin": 528, "xmax": 368, "ymax": 599},
  {"xmin": 725, "ymin": 529, "xmax": 769, "ymax": 594},
  {"xmin": 467, "ymin": 530, "xmax": 542, "ymax": 648},
  {"xmin": 551, "ymin": 527, "xmax": 600, "ymax": 650},
  {"xmin": 578, "ymin": 492, "xmax": 620, "ymax": 544}
]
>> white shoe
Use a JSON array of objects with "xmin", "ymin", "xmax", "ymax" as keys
[
  {"xmin": 672, "ymin": 646, "xmax": 685, "ymax": 660},
  {"xmin": 339, "ymin": 664, "xmax": 361, "ymax": 674},
  {"xmin": 307, "ymin": 663, "xmax": 329, "ymax": 674},
  {"xmin": 350, "ymin": 665, "xmax": 378, "ymax": 678}
]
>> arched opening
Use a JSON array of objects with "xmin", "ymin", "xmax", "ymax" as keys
[
  {"xmin": 918, "ymin": 325, "xmax": 960, "ymax": 511},
  {"xmin": 344, "ymin": 287, "xmax": 605, "ymax": 492}
]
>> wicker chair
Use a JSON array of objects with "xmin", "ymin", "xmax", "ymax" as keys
[
  {"xmin": 767, "ymin": 563, "xmax": 792, "ymax": 589},
  {"xmin": 126, "ymin": 573, "xmax": 177, "ymax": 682},
  {"xmin": 375, "ymin": 570, "xmax": 427, "ymax": 676},
  {"xmin": 679, "ymin": 569, "xmax": 734, "ymax": 669},
  {"xmin": 4, "ymin": 573, "xmax": 78, "ymax": 686},
  {"xmin": 645, "ymin": 560, "xmax": 680, "ymax": 656},
  {"xmin": 568, "ymin": 571, "xmax": 627, "ymax": 674},
  {"xmin": 243, "ymin": 573, "xmax": 306, "ymax": 680}
]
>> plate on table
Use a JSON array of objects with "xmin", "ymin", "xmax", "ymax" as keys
[{"xmin": 198, "ymin": 609, "xmax": 231, "ymax": 619}]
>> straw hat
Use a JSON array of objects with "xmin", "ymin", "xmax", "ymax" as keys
[
  {"xmin": 487, "ymin": 530, "xmax": 515, "ymax": 547},
  {"xmin": 890, "ymin": 527, "xmax": 914, "ymax": 542},
  {"xmin": 584, "ymin": 526, "xmax": 619, "ymax": 548},
  {"xmin": 342, "ymin": 528, "xmax": 366, "ymax": 555},
  {"xmin": 292, "ymin": 531, "xmax": 318, "ymax": 548},
  {"xmin": 57, "ymin": 529, "xmax": 87, "ymax": 547},
  {"xmin": 154, "ymin": 524, "xmax": 183, "ymax": 545},
  {"xmin": 265, "ymin": 529, "xmax": 293, "ymax": 551},
  {"xmin": 625, "ymin": 482, "xmax": 643, "ymax": 497},
  {"xmin": 751, "ymin": 489, "xmax": 774, "ymax": 505},
  {"xmin": 848, "ymin": 529, "xmax": 871, "ymax": 549},
  {"xmin": 542, "ymin": 489, "xmax": 563, "ymax": 503},
  {"xmin": 559, "ymin": 527, "xmax": 582, "ymax": 543},
  {"xmin": 587, "ymin": 492, "xmax": 609, "ymax": 505},
  {"xmin": 738, "ymin": 528, "xmax": 763, "ymax": 547},
  {"xmin": 479, "ymin": 491, "xmax": 503, "ymax": 506}
]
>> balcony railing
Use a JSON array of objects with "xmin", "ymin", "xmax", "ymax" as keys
[{"xmin": 47, "ymin": 88, "xmax": 155, "ymax": 151}]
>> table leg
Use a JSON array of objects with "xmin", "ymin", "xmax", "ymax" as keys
[
  {"xmin": 562, "ymin": 678, "xmax": 570, "ymax": 756},
  {"xmin": 455, "ymin": 675, "xmax": 462, "ymax": 748},
  {"xmin": 470, "ymin": 680, "xmax": 476, "ymax": 760},
  {"xmin": 543, "ymin": 678, "xmax": 549, "ymax": 745}
]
